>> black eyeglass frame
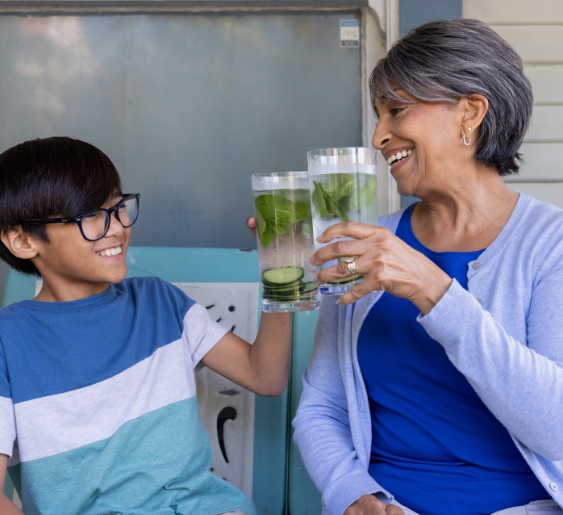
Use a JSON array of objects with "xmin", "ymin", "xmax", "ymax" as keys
[{"xmin": 24, "ymin": 193, "xmax": 140, "ymax": 242}]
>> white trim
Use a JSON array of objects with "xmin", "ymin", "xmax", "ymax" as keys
[{"xmin": 364, "ymin": 0, "xmax": 401, "ymax": 215}]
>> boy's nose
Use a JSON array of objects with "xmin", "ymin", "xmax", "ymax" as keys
[{"xmin": 106, "ymin": 210, "xmax": 125, "ymax": 235}]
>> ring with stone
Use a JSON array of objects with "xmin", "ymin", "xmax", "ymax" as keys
[{"xmin": 344, "ymin": 257, "xmax": 357, "ymax": 276}]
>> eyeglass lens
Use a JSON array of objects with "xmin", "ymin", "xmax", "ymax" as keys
[{"xmin": 81, "ymin": 196, "xmax": 139, "ymax": 241}]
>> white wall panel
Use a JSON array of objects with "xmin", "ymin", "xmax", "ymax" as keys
[
  {"xmin": 464, "ymin": 0, "xmax": 563, "ymax": 24},
  {"xmin": 465, "ymin": 0, "xmax": 563, "ymax": 208},
  {"xmin": 492, "ymin": 25, "xmax": 563, "ymax": 63},
  {"xmin": 527, "ymin": 106, "xmax": 563, "ymax": 142},
  {"xmin": 508, "ymin": 182, "xmax": 563, "ymax": 210},
  {"xmin": 525, "ymin": 64, "xmax": 563, "ymax": 104},
  {"xmin": 515, "ymin": 143, "xmax": 563, "ymax": 181}
]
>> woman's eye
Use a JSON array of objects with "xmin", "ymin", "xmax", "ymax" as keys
[{"xmin": 389, "ymin": 107, "xmax": 405, "ymax": 116}]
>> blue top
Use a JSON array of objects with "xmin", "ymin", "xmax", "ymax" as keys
[
  {"xmin": 357, "ymin": 204, "xmax": 547, "ymax": 514},
  {"xmin": 0, "ymin": 277, "xmax": 256, "ymax": 515}
]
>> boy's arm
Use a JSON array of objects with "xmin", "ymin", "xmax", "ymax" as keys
[
  {"xmin": 0, "ymin": 455, "xmax": 24, "ymax": 515},
  {"xmin": 200, "ymin": 312, "xmax": 291, "ymax": 396}
]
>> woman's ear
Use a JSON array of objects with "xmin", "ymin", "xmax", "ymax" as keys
[
  {"xmin": 0, "ymin": 228, "xmax": 39, "ymax": 260},
  {"xmin": 461, "ymin": 93, "xmax": 489, "ymax": 134}
]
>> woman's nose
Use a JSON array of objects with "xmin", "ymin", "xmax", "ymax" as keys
[
  {"xmin": 371, "ymin": 121, "xmax": 390, "ymax": 150},
  {"xmin": 371, "ymin": 118, "xmax": 390, "ymax": 150}
]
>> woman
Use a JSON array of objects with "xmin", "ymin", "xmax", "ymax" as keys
[{"xmin": 293, "ymin": 19, "xmax": 563, "ymax": 515}]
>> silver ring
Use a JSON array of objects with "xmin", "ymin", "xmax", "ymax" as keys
[{"xmin": 345, "ymin": 257, "xmax": 357, "ymax": 276}]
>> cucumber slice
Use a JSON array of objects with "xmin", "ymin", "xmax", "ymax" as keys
[
  {"xmin": 263, "ymin": 280, "xmax": 302, "ymax": 291},
  {"xmin": 327, "ymin": 274, "xmax": 363, "ymax": 285},
  {"xmin": 300, "ymin": 282, "xmax": 318, "ymax": 294},
  {"xmin": 261, "ymin": 266, "xmax": 304, "ymax": 286},
  {"xmin": 264, "ymin": 282, "xmax": 318, "ymax": 301}
]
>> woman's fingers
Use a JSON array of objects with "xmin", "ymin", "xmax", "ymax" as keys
[
  {"xmin": 343, "ymin": 494, "xmax": 405, "ymax": 515},
  {"xmin": 336, "ymin": 279, "xmax": 382, "ymax": 306},
  {"xmin": 310, "ymin": 235, "xmax": 386, "ymax": 268},
  {"xmin": 316, "ymin": 221, "xmax": 386, "ymax": 243}
]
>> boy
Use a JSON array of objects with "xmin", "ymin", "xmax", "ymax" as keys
[{"xmin": 0, "ymin": 137, "xmax": 292, "ymax": 515}]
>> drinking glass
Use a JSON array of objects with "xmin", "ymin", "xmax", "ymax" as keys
[
  {"xmin": 307, "ymin": 147, "xmax": 378, "ymax": 295},
  {"xmin": 252, "ymin": 171, "xmax": 320, "ymax": 312}
]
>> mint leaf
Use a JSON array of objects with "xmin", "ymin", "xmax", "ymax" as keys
[
  {"xmin": 311, "ymin": 181, "xmax": 331, "ymax": 218},
  {"xmin": 254, "ymin": 194, "xmax": 294, "ymax": 226},
  {"xmin": 254, "ymin": 193, "xmax": 313, "ymax": 246},
  {"xmin": 328, "ymin": 195, "xmax": 350, "ymax": 222},
  {"xmin": 301, "ymin": 220, "xmax": 313, "ymax": 238},
  {"xmin": 294, "ymin": 200, "xmax": 312, "ymax": 223},
  {"xmin": 326, "ymin": 173, "xmax": 356, "ymax": 200},
  {"xmin": 348, "ymin": 176, "xmax": 377, "ymax": 212},
  {"xmin": 259, "ymin": 223, "xmax": 277, "ymax": 247},
  {"xmin": 255, "ymin": 207, "xmax": 267, "ymax": 237}
]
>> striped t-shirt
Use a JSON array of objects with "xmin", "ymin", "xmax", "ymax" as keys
[{"xmin": 0, "ymin": 276, "xmax": 256, "ymax": 515}]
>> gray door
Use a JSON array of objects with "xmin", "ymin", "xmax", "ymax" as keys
[{"xmin": 0, "ymin": 10, "xmax": 363, "ymax": 253}]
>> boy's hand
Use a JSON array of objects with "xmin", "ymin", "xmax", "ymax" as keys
[{"xmin": 246, "ymin": 215, "xmax": 257, "ymax": 240}]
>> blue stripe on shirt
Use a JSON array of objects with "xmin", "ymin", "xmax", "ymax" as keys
[{"xmin": 0, "ymin": 277, "xmax": 195, "ymax": 403}]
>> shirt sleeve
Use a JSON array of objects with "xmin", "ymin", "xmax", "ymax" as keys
[
  {"xmin": 0, "ymin": 340, "xmax": 16, "ymax": 458},
  {"xmin": 182, "ymin": 303, "xmax": 229, "ymax": 369}
]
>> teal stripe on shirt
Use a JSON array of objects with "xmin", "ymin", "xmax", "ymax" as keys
[{"xmin": 10, "ymin": 397, "xmax": 255, "ymax": 515}]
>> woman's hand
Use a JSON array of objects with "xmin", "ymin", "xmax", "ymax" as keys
[
  {"xmin": 311, "ymin": 222, "xmax": 452, "ymax": 314},
  {"xmin": 344, "ymin": 494, "xmax": 405, "ymax": 515}
]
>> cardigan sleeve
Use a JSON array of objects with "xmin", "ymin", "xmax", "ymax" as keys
[
  {"xmin": 419, "ymin": 275, "xmax": 563, "ymax": 462},
  {"xmin": 293, "ymin": 297, "xmax": 390, "ymax": 515}
]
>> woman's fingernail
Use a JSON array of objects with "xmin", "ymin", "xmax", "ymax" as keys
[{"xmin": 335, "ymin": 297, "xmax": 344, "ymax": 305}]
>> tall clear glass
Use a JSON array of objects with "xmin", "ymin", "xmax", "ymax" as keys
[
  {"xmin": 307, "ymin": 147, "xmax": 378, "ymax": 295},
  {"xmin": 252, "ymin": 172, "xmax": 321, "ymax": 312}
]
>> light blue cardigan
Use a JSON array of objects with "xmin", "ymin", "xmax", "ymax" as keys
[{"xmin": 293, "ymin": 193, "xmax": 563, "ymax": 515}]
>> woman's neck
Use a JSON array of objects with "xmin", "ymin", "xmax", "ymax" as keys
[{"xmin": 410, "ymin": 169, "xmax": 519, "ymax": 252}]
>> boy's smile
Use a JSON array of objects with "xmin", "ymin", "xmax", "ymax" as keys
[{"xmin": 95, "ymin": 244, "xmax": 124, "ymax": 257}]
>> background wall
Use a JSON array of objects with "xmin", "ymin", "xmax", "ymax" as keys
[
  {"xmin": 0, "ymin": 4, "xmax": 370, "ymax": 295},
  {"xmin": 463, "ymin": 0, "xmax": 563, "ymax": 207}
]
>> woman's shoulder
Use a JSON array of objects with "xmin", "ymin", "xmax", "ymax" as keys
[
  {"xmin": 515, "ymin": 193, "xmax": 563, "ymax": 237},
  {"xmin": 504, "ymin": 194, "xmax": 563, "ymax": 271},
  {"xmin": 378, "ymin": 206, "xmax": 411, "ymax": 233}
]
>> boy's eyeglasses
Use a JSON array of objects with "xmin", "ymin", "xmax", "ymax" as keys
[{"xmin": 24, "ymin": 193, "xmax": 140, "ymax": 242}]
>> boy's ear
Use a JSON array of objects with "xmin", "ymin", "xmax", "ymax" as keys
[{"xmin": 1, "ymin": 228, "xmax": 40, "ymax": 260}]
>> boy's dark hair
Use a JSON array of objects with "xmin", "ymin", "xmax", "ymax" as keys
[{"xmin": 0, "ymin": 137, "xmax": 123, "ymax": 276}]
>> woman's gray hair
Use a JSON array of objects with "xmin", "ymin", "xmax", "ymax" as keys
[{"xmin": 369, "ymin": 18, "xmax": 533, "ymax": 176}]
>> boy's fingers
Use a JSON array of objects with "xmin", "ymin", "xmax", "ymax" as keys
[{"xmin": 246, "ymin": 216, "xmax": 258, "ymax": 240}]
